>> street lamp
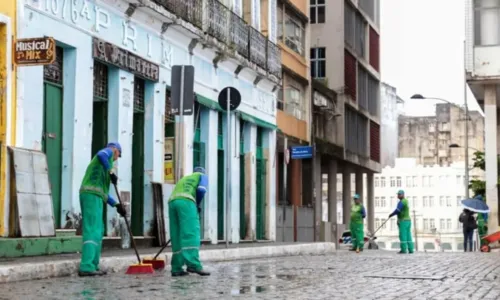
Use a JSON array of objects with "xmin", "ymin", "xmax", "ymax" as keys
[{"xmin": 411, "ymin": 94, "xmax": 470, "ymax": 199}]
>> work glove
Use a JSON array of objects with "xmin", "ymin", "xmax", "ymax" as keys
[
  {"xmin": 197, "ymin": 206, "xmax": 202, "ymax": 215},
  {"xmin": 115, "ymin": 203, "xmax": 126, "ymax": 217},
  {"xmin": 110, "ymin": 172, "xmax": 118, "ymax": 185},
  {"xmin": 485, "ymin": 225, "xmax": 488, "ymax": 231}
]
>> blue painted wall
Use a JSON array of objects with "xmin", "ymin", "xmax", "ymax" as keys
[{"xmin": 20, "ymin": 0, "xmax": 277, "ymax": 241}]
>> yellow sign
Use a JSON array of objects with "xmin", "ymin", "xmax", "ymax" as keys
[
  {"xmin": 164, "ymin": 137, "xmax": 175, "ymax": 183},
  {"xmin": 14, "ymin": 37, "xmax": 56, "ymax": 66}
]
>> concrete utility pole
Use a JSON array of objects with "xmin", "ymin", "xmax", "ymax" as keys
[{"xmin": 463, "ymin": 40, "xmax": 470, "ymax": 199}]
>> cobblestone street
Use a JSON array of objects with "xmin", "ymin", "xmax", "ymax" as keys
[{"xmin": 2, "ymin": 250, "xmax": 500, "ymax": 300}]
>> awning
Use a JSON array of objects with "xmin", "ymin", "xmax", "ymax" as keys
[
  {"xmin": 238, "ymin": 111, "xmax": 277, "ymax": 130},
  {"xmin": 195, "ymin": 94, "xmax": 224, "ymax": 112},
  {"xmin": 195, "ymin": 93, "xmax": 277, "ymax": 130}
]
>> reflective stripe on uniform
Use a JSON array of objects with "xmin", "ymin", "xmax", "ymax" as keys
[
  {"xmin": 83, "ymin": 240, "xmax": 100, "ymax": 246},
  {"xmin": 181, "ymin": 246, "xmax": 199, "ymax": 251},
  {"xmin": 80, "ymin": 186, "xmax": 108, "ymax": 201}
]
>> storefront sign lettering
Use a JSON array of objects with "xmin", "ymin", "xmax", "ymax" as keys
[
  {"xmin": 31, "ymin": 0, "xmax": 174, "ymax": 68},
  {"xmin": 93, "ymin": 37, "xmax": 160, "ymax": 82},
  {"xmin": 14, "ymin": 37, "xmax": 56, "ymax": 66}
]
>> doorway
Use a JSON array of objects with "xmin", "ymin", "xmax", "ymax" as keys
[
  {"xmin": 43, "ymin": 47, "xmax": 64, "ymax": 228},
  {"xmin": 131, "ymin": 77, "xmax": 145, "ymax": 236}
]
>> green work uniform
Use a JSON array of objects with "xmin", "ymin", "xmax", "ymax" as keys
[
  {"xmin": 350, "ymin": 203, "xmax": 365, "ymax": 251},
  {"xmin": 397, "ymin": 198, "xmax": 414, "ymax": 253},
  {"xmin": 169, "ymin": 172, "xmax": 204, "ymax": 273},
  {"xmin": 79, "ymin": 154, "xmax": 113, "ymax": 273},
  {"xmin": 478, "ymin": 213, "xmax": 487, "ymax": 247}
]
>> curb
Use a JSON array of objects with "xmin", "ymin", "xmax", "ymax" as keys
[{"xmin": 0, "ymin": 243, "xmax": 335, "ymax": 283}]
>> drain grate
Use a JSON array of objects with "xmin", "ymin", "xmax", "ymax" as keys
[{"xmin": 364, "ymin": 274, "xmax": 446, "ymax": 280}]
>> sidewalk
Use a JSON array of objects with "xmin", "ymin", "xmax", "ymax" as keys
[{"xmin": 0, "ymin": 242, "xmax": 335, "ymax": 283}]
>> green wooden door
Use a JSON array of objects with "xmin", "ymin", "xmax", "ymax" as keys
[
  {"xmin": 256, "ymin": 158, "xmax": 267, "ymax": 240},
  {"xmin": 43, "ymin": 83, "xmax": 63, "ymax": 228},
  {"xmin": 131, "ymin": 112, "xmax": 145, "ymax": 236},
  {"xmin": 255, "ymin": 128, "xmax": 265, "ymax": 240},
  {"xmin": 92, "ymin": 61, "xmax": 109, "ymax": 232}
]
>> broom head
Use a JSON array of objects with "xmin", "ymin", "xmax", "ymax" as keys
[
  {"xmin": 125, "ymin": 263, "xmax": 155, "ymax": 275},
  {"xmin": 142, "ymin": 258, "xmax": 166, "ymax": 270}
]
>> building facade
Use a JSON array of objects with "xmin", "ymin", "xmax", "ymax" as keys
[
  {"xmin": 399, "ymin": 104, "xmax": 484, "ymax": 167},
  {"xmin": 0, "ymin": 0, "xmax": 17, "ymax": 237},
  {"xmin": 374, "ymin": 158, "xmax": 482, "ymax": 252},
  {"xmin": 306, "ymin": 0, "xmax": 382, "ymax": 241},
  {"xmin": 380, "ymin": 82, "xmax": 404, "ymax": 168},
  {"xmin": 465, "ymin": 0, "xmax": 500, "ymax": 231},
  {"xmin": 7, "ymin": 0, "xmax": 281, "ymax": 246}
]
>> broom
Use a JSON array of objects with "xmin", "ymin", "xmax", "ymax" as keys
[
  {"xmin": 113, "ymin": 183, "xmax": 154, "ymax": 275},
  {"xmin": 143, "ymin": 239, "xmax": 171, "ymax": 270}
]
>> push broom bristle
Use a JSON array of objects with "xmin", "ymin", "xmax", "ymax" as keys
[
  {"xmin": 125, "ymin": 263, "xmax": 155, "ymax": 275},
  {"xmin": 142, "ymin": 258, "xmax": 166, "ymax": 270}
]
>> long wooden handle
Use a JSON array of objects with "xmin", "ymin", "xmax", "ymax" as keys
[
  {"xmin": 114, "ymin": 184, "xmax": 142, "ymax": 264},
  {"xmin": 152, "ymin": 239, "xmax": 171, "ymax": 260}
]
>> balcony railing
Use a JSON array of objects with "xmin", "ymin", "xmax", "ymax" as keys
[
  {"xmin": 153, "ymin": 0, "xmax": 203, "ymax": 29},
  {"xmin": 153, "ymin": 0, "xmax": 281, "ymax": 79}
]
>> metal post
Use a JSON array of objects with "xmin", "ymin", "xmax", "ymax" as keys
[
  {"xmin": 463, "ymin": 40, "xmax": 470, "ymax": 199},
  {"xmin": 177, "ymin": 66, "xmax": 185, "ymax": 182},
  {"xmin": 226, "ymin": 88, "xmax": 231, "ymax": 248},
  {"xmin": 282, "ymin": 137, "xmax": 288, "ymax": 242},
  {"xmin": 412, "ymin": 210, "xmax": 418, "ymax": 252}
]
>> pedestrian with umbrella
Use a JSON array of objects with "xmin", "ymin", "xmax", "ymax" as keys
[
  {"xmin": 461, "ymin": 195, "xmax": 490, "ymax": 251},
  {"xmin": 459, "ymin": 208, "xmax": 477, "ymax": 252}
]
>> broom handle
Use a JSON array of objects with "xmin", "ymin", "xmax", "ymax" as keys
[
  {"xmin": 114, "ymin": 183, "xmax": 142, "ymax": 264},
  {"xmin": 364, "ymin": 218, "xmax": 390, "ymax": 245},
  {"xmin": 152, "ymin": 239, "xmax": 171, "ymax": 260}
]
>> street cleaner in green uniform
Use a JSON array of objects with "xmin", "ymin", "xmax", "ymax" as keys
[
  {"xmin": 168, "ymin": 166, "xmax": 210, "ymax": 277},
  {"xmin": 389, "ymin": 190, "xmax": 414, "ymax": 254},
  {"xmin": 475, "ymin": 195, "xmax": 489, "ymax": 248},
  {"xmin": 350, "ymin": 194, "xmax": 366, "ymax": 253},
  {"xmin": 78, "ymin": 142, "xmax": 126, "ymax": 277}
]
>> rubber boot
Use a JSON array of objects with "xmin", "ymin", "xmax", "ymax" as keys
[
  {"xmin": 78, "ymin": 271, "xmax": 100, "ymax": 277},
  {"xmin": 187, "ymin": 268, "xmax": 211, "ymax": 276},
  {"xmin": 172, "ymin": 271, "xmax": 189, "ymax": 277}
]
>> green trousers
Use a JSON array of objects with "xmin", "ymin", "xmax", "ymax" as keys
[
  {"xmin": 79, "ymin": 193, "xmax": 104, "ymax": 272},
  {"xmin": 398, "ymin": 220, "xmax": 414, "ymax": 253},
  {"xmin": 169, "ymin": 199, "xmax": 202, "ymax": 273},
  {"xmin": 350, "ymin": 222, "xmax": 364, "ymax": 250}
]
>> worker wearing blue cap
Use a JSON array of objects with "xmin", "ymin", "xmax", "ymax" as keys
[
  {"xmin": 167, "ymin": 166, "xmax": 210, "ymax": 277},
  {"xmin": 350, "ymin": 193, "xmax": 366, "ymax": 253},
  {"xmin": 389, "ymin": 190, "xmax": 414, "ymax": 254},
  {"xmin": 78, "ymin": 142, "xmax": 126, "ymax": 276}
]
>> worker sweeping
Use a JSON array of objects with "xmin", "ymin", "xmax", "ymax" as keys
[
  {"xmin": 349, "ymin": 194, "xmax": 366, "ymax": 253},
  {"xmin": 168, "ymin": 166, "xmax": 210, "ymax": 277},
  {"xmin": 388, "ymin": 190, "xmax": 414, "ymax": 254},
  {"xmin": 78, "ymin": 142, "xmax": 126, "ymax": 277}
]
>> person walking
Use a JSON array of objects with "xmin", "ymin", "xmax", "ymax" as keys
[
  {"xmin": 78, "ymin": 142, "xmax": 126, "ymax": 277},
  {"xmin": 388, "ymin": 190, "xmax": 414, "ymax": 254},
  {"xmin": 168, "ymin": 166, "xmax": 210, "ymax": 277},
  {"xmin": 459, "ymin": 208, "xmax": 477, "ymax": 252},
  {"xmin": 349, "ymin": 194, "xmax": 366, "ymax": 253}
]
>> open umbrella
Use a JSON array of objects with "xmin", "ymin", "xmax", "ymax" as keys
[{"xmin": 461, "ymin": 198, "xmax": 490, "ymax": 213}]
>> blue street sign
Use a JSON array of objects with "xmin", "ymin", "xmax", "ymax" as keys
[{"xmin": 290, "ymin": 146, "xmax": 313, "ymax": 159}]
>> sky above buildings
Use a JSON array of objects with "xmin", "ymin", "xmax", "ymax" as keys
[{"xmin": 380, "ymin": 0, "xmax": 481, "ymax": 116}]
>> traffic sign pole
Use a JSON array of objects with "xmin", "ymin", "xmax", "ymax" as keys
[
  {"xmin": 177, "ymin": 66, "xmax": 185, "ymax": 181},
  {"xmin": 225, "ymin": 87, "xmax": 231, "ymax": 248}
]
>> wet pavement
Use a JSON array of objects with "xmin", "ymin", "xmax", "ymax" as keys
[{"xmin": 2, "ymin": 250, "xmax": 500, "ymax": 300}]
